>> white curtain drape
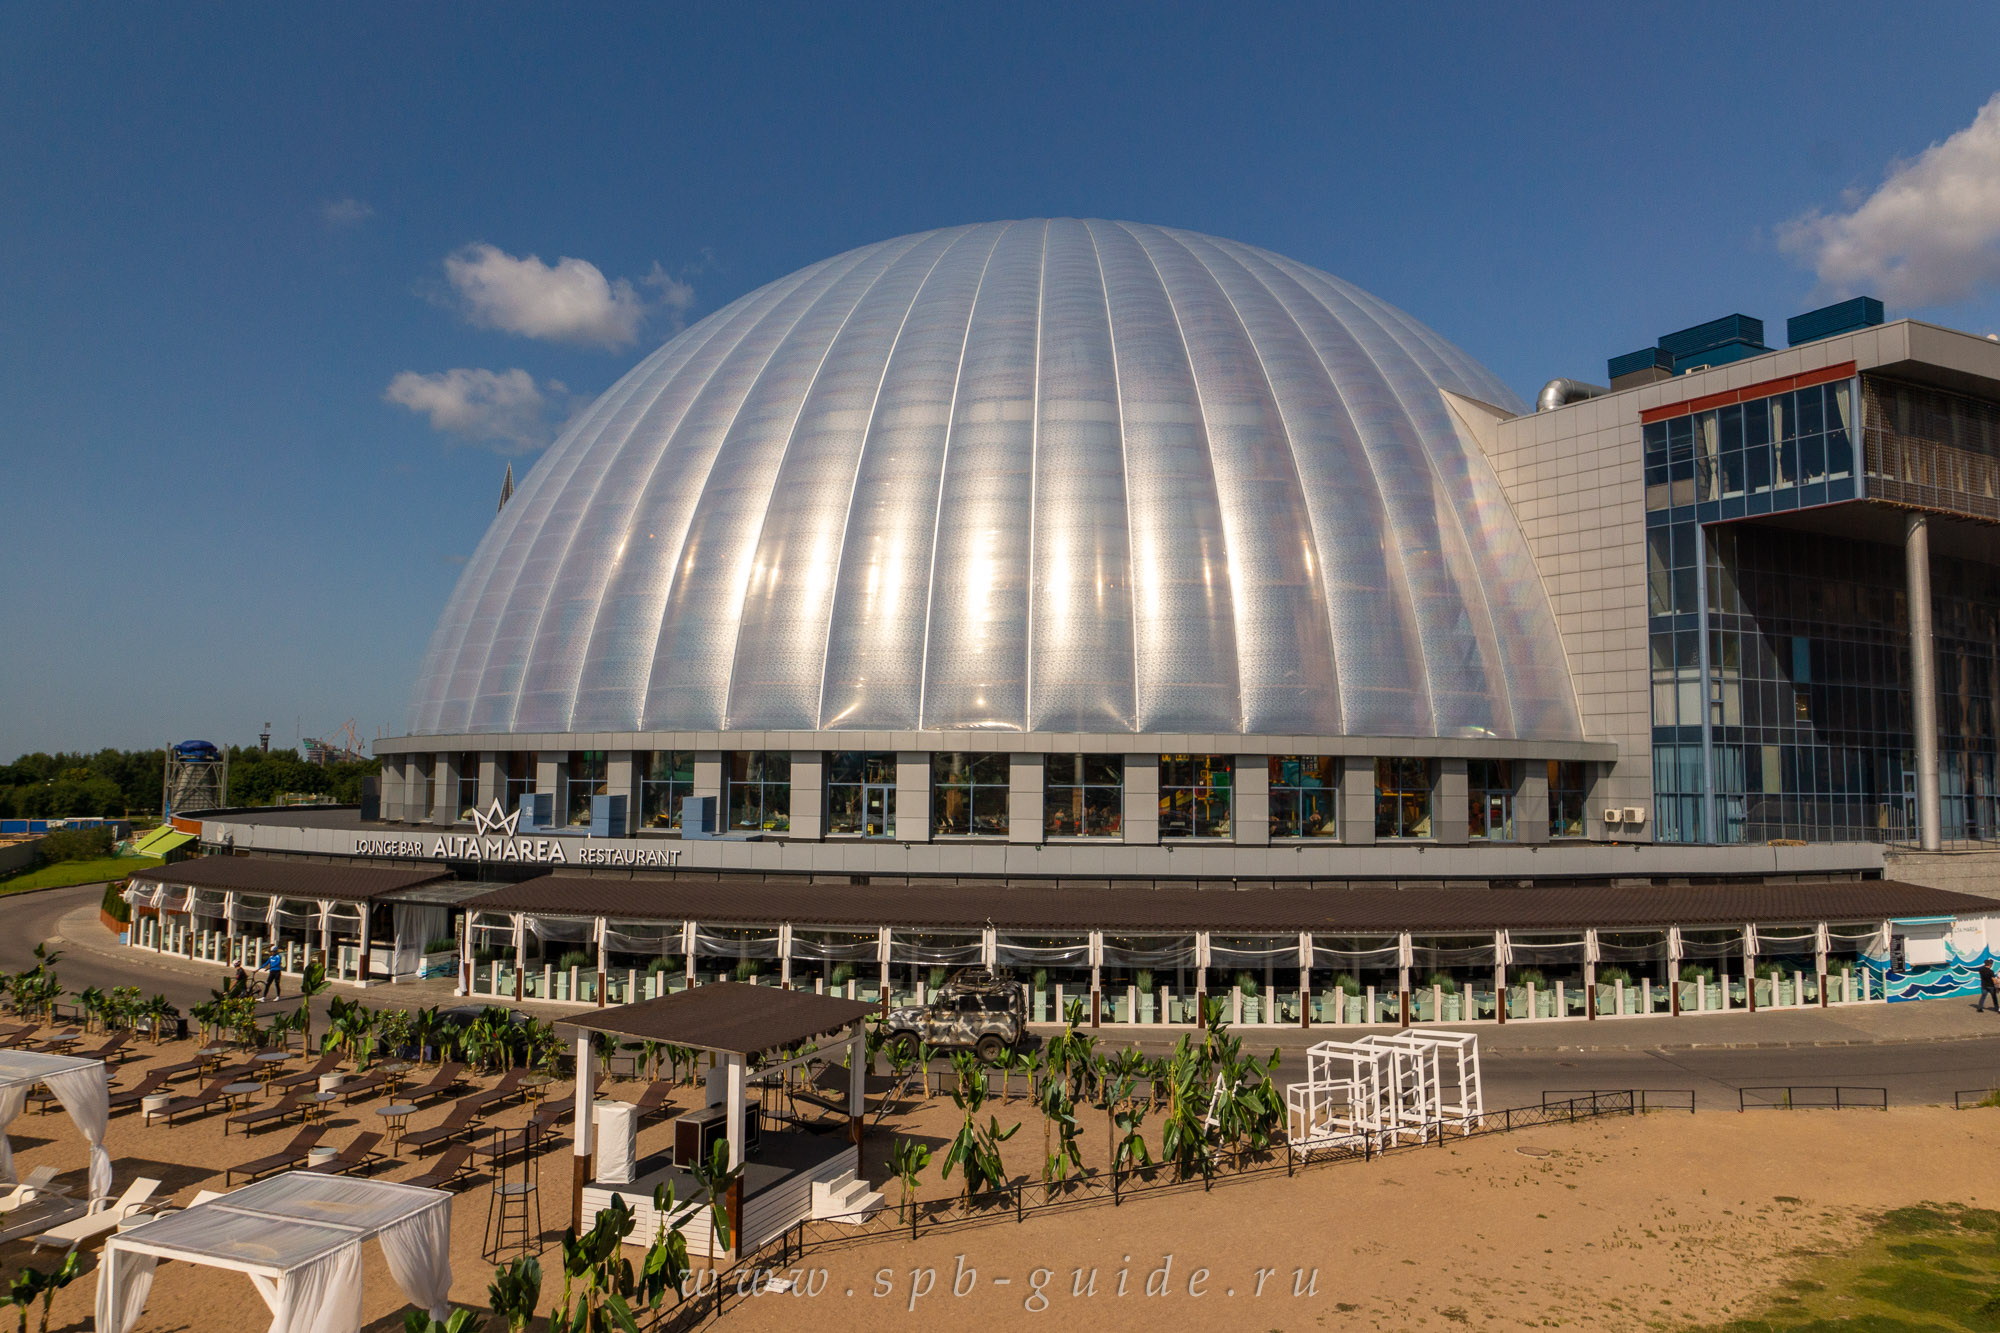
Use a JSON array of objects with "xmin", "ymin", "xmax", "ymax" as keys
[
  {"xmin": 94, "ymin": 1246, "xmax": 158, "ymax": 1333},
  {"xmin": 43, "ymin": 1062, "xmax": 111, "ymax": 1205},
  {"xmin": 270, "ymin": 1240, "xmax": 363, "ymax": 1333},
  {"xmin": 0, "ymin": 1083, "xmax": 27, "ymax": 1184},
  {"xmin": 378, "ymin": 1204, "xmax": 453, "ymax": 1320}
]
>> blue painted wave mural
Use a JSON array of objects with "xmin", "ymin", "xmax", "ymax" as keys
[{"xmin": 1868, "ymin": 944, "xmax": 1995, "ymax": 1003}]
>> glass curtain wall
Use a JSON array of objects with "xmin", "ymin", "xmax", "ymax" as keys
[
  {"xmin": 690, "ymin": 923, "xmax": 781, "ymax": 986},
  {"xmin": 1506, "ymin": 933, "xmax": 1586, "ymax": 1019},
  {"xmin": 1043, "ymin": 754, "xmax": 1123, "ymax": 836},
  {"xmin": 1375, "ymin": 758, "xmax": 1435, "ymax": 838},
  {"xmin": 932, "ymin": 754, "xmax": 1009, "ymax": 836},
  {"xmin": 565, "ymin": 751, "xmax": 607, "ymax": 827},
  {"xmin": 1594, "ymin": 930, "xmax": 1670, "ymax": 1014},
  {"xmin": 1675, "ymin": 928, "xmax": 1743, "ymax": 1011},
  {"xmin": 503, "ymin": 753, "xmax": 534, "ymax": 813},
  {"xmin": 827, "ymin": 753, "xmax": 896, "ymax": 837},
  {"xmin": 603, "ymin": 919, "xmax": 682, "ymax": 1000},
  {"xmin": 1268, "ymin": 756, "xmax": 1339, "ymax": 838},
  {"xmin": 1467, "ymin": 760, "xmax": 1514, "ymax": 839},
  {"xmin": 1548, "ymin": 760, "xmax": 1586, "ymax": 837},
  {"xmin": 727, "ymin": 752, "xmax": 791, "ymax": 833},
  {"xmin": 456, "ymin": 753, "xmax": 480, "ymax": 821},
  {"xmin": 640, "ymin": 751, "xmax": 694, "ymax": 830},
  {"xmin": 1159, "ymin": 755, "xmax": 1232, "ymax": 838}
]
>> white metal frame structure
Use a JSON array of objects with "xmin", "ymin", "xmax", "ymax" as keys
[
  {"xmin": 1286, "ymin": 1040, "xmax": 1395, "ymax": 1158},
  {"xmin": 0, "ymin": 1051, "xmax": 111, "ymax": 1205},
  {"xmin": 96, "ymin": 1172, "xmax": 453, "ymax": 1333}
]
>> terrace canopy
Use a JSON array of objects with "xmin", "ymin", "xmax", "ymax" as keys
[
  {"xmin": 0, "ymin": 1050, "xmax": 109, "ymax": 1205},
  {"xmin": 96, "ymin": 1172, "xmax": 453, "ymax": 1333},
  {"xmin": 557, "ymin": 984, "xmax": 877, "ymax": 1232}
]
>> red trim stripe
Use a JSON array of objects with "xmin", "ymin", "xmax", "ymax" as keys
[{"xmin": 1639, "ymin": 361, "xmax": 1857, "ymax": 425}]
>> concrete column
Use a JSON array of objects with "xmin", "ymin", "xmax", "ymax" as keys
[
  {"xmin": 847, "ymin": 1025, "xmax": 866, "ymax": 1146},
  {"xmin": 1234, "ymin": 755, "xmax": 1270, "ymax": 846},
  {"xmin": 1009, "ymin": 752, "xmax": 1044, "ymax": 844},
  {"xmin": 571, "ymin": 1033, "xmax": 595, "ymax": 1230},
  {"xmin": 789, "ymin": 751, "xmax": 825, "ymax": 841},
  {"xmin": 433, "ymin": 752, "xmax": 458, "ymax": 826},
  {"xmin": 1515, "ymin": 761, "xmax": 1550, "ymax": 843},
  {"xmin": 1907, "ymin": 513, "xmax": 1943, "ymax": 850},
  {"xmin": 693, "ymin": 752, "xmax": 724, "ymax": 828},
  {"xmin": 895, "ymin": 752, "xmax": 930, "ymax": 842},
  {"xmin": 1435, "ymin": 758, "xmax": 1469, "ymax": 844},
  {"xmin": 1123, "ymin": 754, "xmax": 1159, "ymax": 845},
  {"xmin": 725, "ymin": 1054, "xmax": 747, "ymax": 1169},
  {"xmin": 607, "ymin": 752, "xmax": 637, "ymax": 832},
  {"xmin": 358, "ymin": 905, "xmax": 371, "ymax": 983},
  {"xmin": 477, "ymin": 752, "xmax": 499, "ymax": 819},
  {"xmin": 1342, "ymin": 755, "xmax": 1377, "ymax": 845},
  {"xmin": 380, "ymin": 756, "xmax": 405, "ymax": 822}
]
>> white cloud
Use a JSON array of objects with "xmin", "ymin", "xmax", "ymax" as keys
[
  {"xmin": 643, "ymin": 262, "xmax": 697, "ymax": 331},
  {"xmin": 322, "ymin": 197, "xmax": 374, "ymax": 228},
  {"xmin": 443, "ymin": 243, "xmax": 652, "ymax": 348},
  {"xmin": 383, "ymin": 367, "xmax": 560, "ymax": 454},
  {"xmin": 1780, "ymin": 92, "xmax": 2000, "ymax": 307}
]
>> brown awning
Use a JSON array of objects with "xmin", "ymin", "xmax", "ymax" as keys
[
  {"xmin": 557, "ymin": 983, "xmax": 876, "ymax": 1057},
  {"xmin": 131, "ymin": 857, "xmax": 451, "ymax": 903},
  {"xmin": 464, "ymin": 873, "xmax": 1990, "ymax": 933}
]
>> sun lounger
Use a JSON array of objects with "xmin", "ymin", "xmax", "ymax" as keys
[
  {"xmin": 27, "ymin": 1178, "xmax": 158, "ymax": 1253},
  {"xmin": 30, "ymin": 1029, "xmax": 84, "ymax": 1053},
  {"xmin": 305, "ymin": 1131, "xmax": 383, "ymax": 1176},
  {"xmin": 336, "ymin": 1068, "xmax": 389, "ymax": 1105},
  {"xmin": 226, "ymin": 1093, "xmax": 303, "ymax": 1135},
  {"xmin": 82, "ymin": 1032, "xmax": 132, "ymax": 1064},
  {"xmin": 268, "ymin": 1053, "xmax": 341, "ymax": 1093},
  {"xmin": 0, "ymin": 1026, "xmax": 42, "ymax": 1049},
  {"xmin": 400, "ymin": 1097, "xmax": 483, "ymax": 1154},
  {"xmin": 148, "ymin": 1075, "xmax": 236, "ymax": 1127},
  {"xmin": 464, "ymin": 1068, "xmax": 528, "ymax": 1114},
  {"xmin": 108, "ymin": 1070, "xmax": 170, "ymax": 1114},
  {"xmin": 403, "ymin": 1144, "xmax": 471, "ymax": 1191},
  {"xmin": 631, "ymin": 1080, "xmax": 676, "ymax": 1123},
  {"xmin": 225, "ymin": 1127, "xmax": 326, "ymax": 1185},
  {"xmin": 404, "ymin": 1062, "xmax": 466, "ymax": 1104},
  {"xmin": 0, "ymin": 1166, "xmax": 62, "ymax": 1214}
]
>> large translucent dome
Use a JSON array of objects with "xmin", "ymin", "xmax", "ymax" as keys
[{"xmin": 407, "ymin": 220, "xmax": 1580, "ymax": 740}]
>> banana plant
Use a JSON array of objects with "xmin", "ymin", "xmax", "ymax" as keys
[
  {"xmin": 486, "ymin": 1255, "xmax": 541, "ymax": 1333},
  {"xmin": 1036, "ymin": 1073, "xmax": 1082, "ymax": 1198},
  {"xmin": 409, "ymin": 1006, "xmax": 445, "ymax": 1065},
  {"xmin": 940, "ymin": 1050, "xmax": 1019, "ymax": 1202},
  {"xmin": 402, "ymin": 1310, "xmax": 483, "ymax": 1333},
  {"xmin": 688, "ymin": 1138, "xmax": 745, "ymax": 1264},
  {"xmin": 887, "ymin": 1137, "xmax": 931, "ymax": 1224},
  {"xmin": 1112, "ymin": 1101, "xmax": 1153, "ymax": 1180},
  {"xmin": 7, "ymin": 1249, "xmax": 80, "ymax": 1333},
  {"xmin": 294, "ymin": 959, "xmax": 330, "ymax": 1052}
]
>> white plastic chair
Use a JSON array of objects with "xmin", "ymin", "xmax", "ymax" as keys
[{"xmin": 28, "ymin": 1177, "xmax": 159, "ymax": 1253}]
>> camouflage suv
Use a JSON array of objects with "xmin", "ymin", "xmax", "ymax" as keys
[{"xmin": 883, "ymin": 968, "xmax": 1026, "ymax": 1064}]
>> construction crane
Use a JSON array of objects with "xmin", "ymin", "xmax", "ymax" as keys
[{"xmin": 302, "ymin": 719, "xmax": 367, "ymax": 765}]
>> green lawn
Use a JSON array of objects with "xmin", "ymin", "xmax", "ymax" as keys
[
  {"xmin": 0, "ymin": 856, "xmax": 163, "ymax": 895},
  {"xmin": 1685, "ymin": 1202, "xmax": 2000, "ymax": 1332}
]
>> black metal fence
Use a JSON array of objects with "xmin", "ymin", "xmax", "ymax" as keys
[
  {"xmin": 655, "ymin": 1089, "xmax": 1664, "ymax": 1329},
  {"xmin": 1952, "ymin": 1087, "xmax": 2000, "ymax": 1110},
  {"xmin": 1738, "ymin": 1085, "xmax": 1888, "ymax": 1111},
  {"xmin": 1539, "ymin": 1088, "xmax": 1697, "ymax": 1114}
]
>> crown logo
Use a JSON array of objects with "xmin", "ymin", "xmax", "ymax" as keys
[{"xmin": 471, "ymin": 799, "xmax": 523, "ymax": 839}]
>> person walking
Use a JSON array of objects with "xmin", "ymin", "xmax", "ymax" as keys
[
  {"xmin": 1978, "ymin": 959, "xmax": 1998, "ymax": 1013},
  {"xmin": 262, "ymin": 947, "xmax": 284, "ymax": 1000}
]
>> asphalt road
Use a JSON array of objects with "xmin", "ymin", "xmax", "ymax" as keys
[{"xmin": 11, "ymin": 882, "xmax": 2000, "ymax": 1111}]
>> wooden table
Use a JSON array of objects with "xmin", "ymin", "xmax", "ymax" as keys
[
  {"xmin": 375, "ymin": 1103, "xmax": 419, "ymax": 1151},
  {"xmin": 222, "ymin": 1081, "xmax": 262, "ymax": 1111},
  {"xmin": 520, "ymin": 1073, "xmax": 554, "ymax": 1102},
  {"xmin": 302, "ymin": 1091, "xmax": 339, "ymax": 1122},
  {"xmin": 377, "ymin": 1061, "xmax": 415, "ymax": 1095}
]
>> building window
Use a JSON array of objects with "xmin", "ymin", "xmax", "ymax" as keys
[
  {"xmin": 1467, "ymin": 760, "xmax": 1514, "ymax": 840},
  {"xmin": 563, "ymin": 751, "xmax": 606, "ymax": 827},
  {"xmin": 827, "ymin": 752, "xmax": 897, "ymax": 837},
  {"xmin": 1268, "ymin": 756, "xmax": 1339, "ymax": 838},
  {"xmin": 1159, "ymin": 755, "xmax": 1232, "ymax": 838},
  {"xmin": 1549, "ymin": 761, "xmax": 1586, "ymax": 838},
  {"xmin": 1044, "ymin": 754, "xmax": 1122, "ymax": 837},
  {"xmin": 1374, "ymin": 758, "xmax": 1435, "ymax": 839},
  {"xmin": 456, "ymin": 753, "xmax": 480, "ymax": 821},
  {"xmin": 503, "ymin": 753, "xmax": 534, "ymax": 813},
  {"xmin": 640, "ymin": 751, "xmax": 693, "ymax": 830},
  {"xmin": 933, "ymin": 754, "xmax": 1008, "ymax": 836},
  {"xmin": 727, "ymin": 752, "xmax": 791, "ymax": 833},
  {"xmin": 419, "ymin": 757, "xmax": 436, "ymax": 819}
]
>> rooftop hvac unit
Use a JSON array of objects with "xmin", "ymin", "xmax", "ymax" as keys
[
  {"xmin": 1622, "ymin": 807, "xmax": 1647, "ymax": 825},
  {"xmin": 1602, "ymin": 807, "xmax": 1623, "ymax": 825}
]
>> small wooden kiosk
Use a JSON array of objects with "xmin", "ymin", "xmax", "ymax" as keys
[{"xmin": 562, "ymin": 984, "xmax": 878, "ymax": 1257}]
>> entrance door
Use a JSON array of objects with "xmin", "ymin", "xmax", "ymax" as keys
[{"xmin": 864, "ymin": 784, "xmax": 896, "ymax": 838}]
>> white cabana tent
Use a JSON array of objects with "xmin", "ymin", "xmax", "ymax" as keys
[
  {"xmin": 96, "ymin": 1172, "xmax": 454, "ymax": 1333},
  {"xmin": 0, "ymin": 1050, "xmax": 110, "ymax": 1205}
]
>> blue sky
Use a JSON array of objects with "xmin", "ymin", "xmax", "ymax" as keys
[{"xmin": 5, "ymin": 3, "xmax": 2000, "ymax": 757}]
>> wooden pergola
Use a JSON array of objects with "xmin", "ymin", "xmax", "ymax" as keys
[{"xmin": 559, "ymin": 984, "xmax": 878, "ymax": 1234}]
